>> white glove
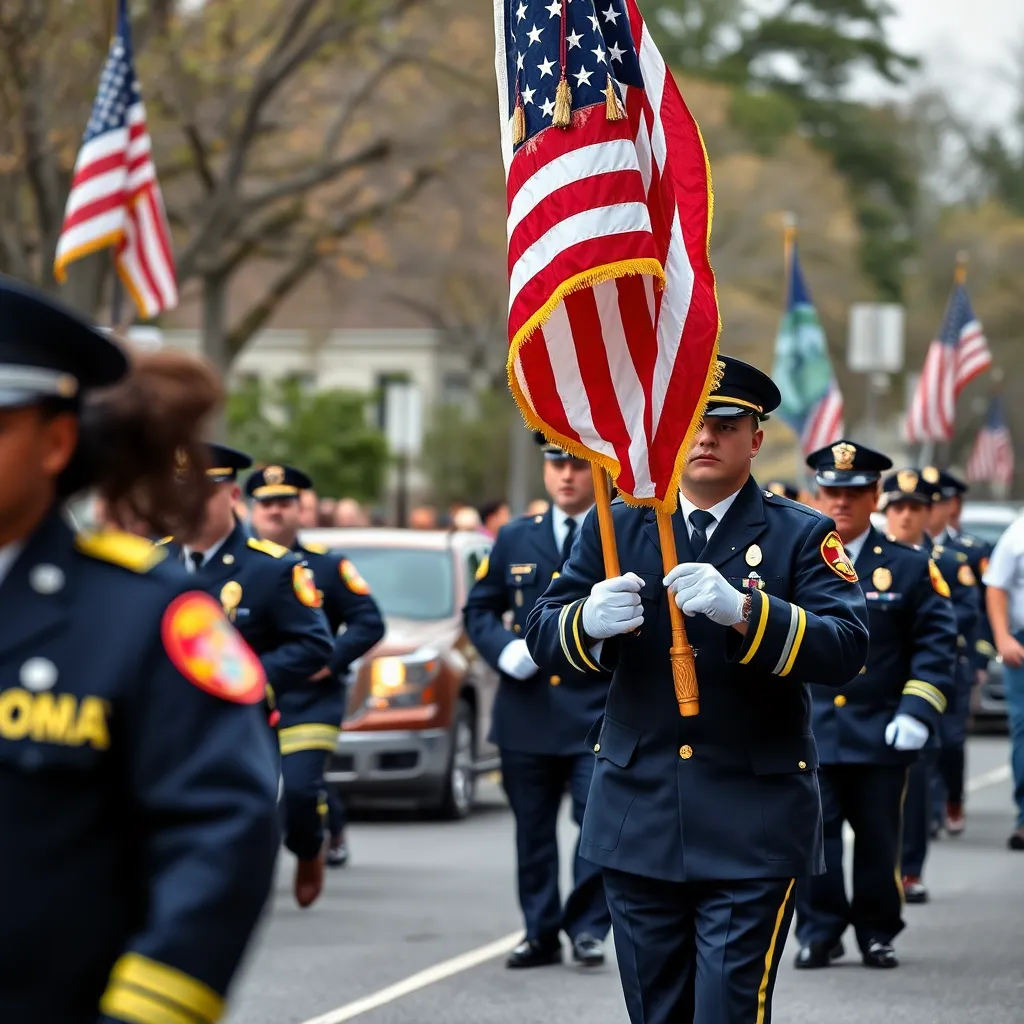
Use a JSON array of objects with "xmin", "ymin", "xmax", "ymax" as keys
[
  {"xmin": 498, "ymin": 638, "xmax": 539, "ymax": 680},
  {"xmin": 664, "ymin": 562, "xmax": 746, "ymax": 626},
  {"xmin": 581, "ymin": 573, "xmax": 644, "ymax": 639},
  {"xmin": 884, "ymin": 713, "xmax": 930, "ymax": 751}
]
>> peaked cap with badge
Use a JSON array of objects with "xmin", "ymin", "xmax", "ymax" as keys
[
  {"xmin": 704, "ymin": 355, "xmax": 782, "ymax": 420},
  {"xmin": 922, "ymin": 465, "xmax": 968, "ymax": 500},
  {"xmin": 245, "ymin": 464, "xmax": 313, "ymax": 501},
  {"xmin": 806, "ymin": 439, "xmax": 893, "ymax": 489},
  {"xmin": 205, "ymin": 443, "xmax": 253, "ymax": 483},
  {"xmin": 766, "ymin": 481, "xmax": 799, "ymax": 501},
  {"xmin": 880, "ymin": 467, "xmax": 937, "ymax": 507}
]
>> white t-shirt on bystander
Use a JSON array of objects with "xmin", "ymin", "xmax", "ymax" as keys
[{"xmin": 982, "ymin": 516, "xmax": 1024, "ymax": 635}]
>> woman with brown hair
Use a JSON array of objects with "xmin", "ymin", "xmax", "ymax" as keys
[{"xmin": 0, "ymin": 277, "xmax": 279, "ymax": 1024}]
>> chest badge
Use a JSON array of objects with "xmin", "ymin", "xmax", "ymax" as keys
[
  {"xmin": 872, "ymin": 567, "xmax": 892, "ymax": 592},
  {"xmin": 20, "ymin": 657, "xmax": 58, "ymax": 692},
  {"xmin": 222, "ymin": 554, "xmax": 235, "ymax": 566},
  {"xmin": 220, "ymin": 581, "xmax": 243, "ymax": 620},
  {"xmin": 29, "ymin": 564, "xmax": 65, "ymax": 594},
  {"xmin": 745, "ymin": 544, "xmax": 762, "ymax": 567}
]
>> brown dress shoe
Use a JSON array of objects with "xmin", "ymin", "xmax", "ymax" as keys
[
  {"xmin": 295, "ymin": 850, "xmax": 325, "ymax": 908},
  {"xmin": 945, "ymin": 802, "xmax": 965, "ymax": 835}
]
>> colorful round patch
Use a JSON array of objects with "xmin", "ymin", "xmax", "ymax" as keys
[
  {"xmin": 340, "ymin": 559, "xmax": 371, "ymax": 595},
  {"xmin": 928, "ymin": 559, "xmax": 951, "ymax": 598},
  {"xmin": 161, "ymin": 592, "xmax": 265, "ymax": 704},
  {"xmin": 957, "ymin": 563, "xmax": 976, "ymax": 587},
  {"xmin": 820, "ymin": 531, "xmax": 858, "ymax": 583},
  {"xmin": 292, "ymin": 563, "xmax": 323, "ymax": 608}
]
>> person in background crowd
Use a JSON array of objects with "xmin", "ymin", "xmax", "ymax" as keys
[
  {"xmin": 924, "ymin": 466, "xmax": 994, "ymax": 835},
  {"xmin": 526, "ymin": 498, "xmax": 550, "ymax": 518},
  {"xmin": 318, "ymin": 496, "xmax": 338, "ymax": 527},
  {"xmin": 465, "ymin": 432, "xmax": 611, "ymax": 970},
  {"xmin": 479, "ymin": 499, "xmax": 511, "ymax": 538},
  {"xmin": 794, "ymin": 447, "xmax": 956, "ymax": 971},
  {"xmin": 452, "ymin": 506, "xmax": 483, "ymax": 531},
  {"xmin": 527, "ymin": 359, "xmax": 869, "ymax": 1021},
  {"xmin": 247, "ymin": 465, "xmax": 385, "ymax": 871},
  {"xmin": 881, "ymin": 469, "xmax": 976, "ymax": 904},
  {"xmin": 335, "ymin": 497, "xmax": 369, "ymax": 527},
  {"xmin": 766, "ymin": 480, "xmax": 799, "ymax": 500},
  {"xmin": 0, "ymin": 278, "xmax": 279, "ymax": 1023},
  {"xmin": 299, "ymin": 488, "xmax": 319, "ymax": 529},
  {"xmin": 409, "ymin": 505, "xmax": 438, "ymax": 530},
  {"xmin": 176, "ymin": 442, "xmax": 335, "ymax": 908},
  {"xmin": 981, "ymin": 516, "xmax": 1024, "ymax": 850}
]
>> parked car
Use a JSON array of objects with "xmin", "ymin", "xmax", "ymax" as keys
[{"xmin": 299, "ymin": 527, "xmax": 500, "ymax": 819}]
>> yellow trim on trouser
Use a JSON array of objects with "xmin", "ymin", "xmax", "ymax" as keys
[
  {"xmin": 279, "ymin": 723, "xmax": 340, "ymax": 755},
  {"xmin": 104, "ymin": 953, "xmax": 223, "ymax": 1023},
  {"xmin": 101, "ymin": 987, "xmax": 194, "ymax": 1024},
  {"xmin": 571, "ymin": 600, "xmax": 601, "ymax": 672},
  {"xmin": 902, "ymin": 679, "xmax": 946, "ymax": 714},
  {"xmin": 779, "ymin": 606, "xmax": 807, "ymax": 677},
  {"xmin": 558, "ymin": 602, "xmax": 584, "ymax": 673},
  {"xmin": 756, "ymin": 879, "xmax": 796, "ymax": 1023},
  {"xmin": 739, "ymin": 590, "xmax": 770, "ymax": 665},
  {"xmin": 895, "ymin": 767, "xmax": 910, "ymax": 907}
]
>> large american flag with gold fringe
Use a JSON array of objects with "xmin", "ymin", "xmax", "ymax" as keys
[{"xmin": 494, "ymin": 0, "xmax": 720, "ymax": 511}]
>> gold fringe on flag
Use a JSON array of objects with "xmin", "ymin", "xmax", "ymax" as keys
[
  {"xmin": 553, "ymin": 76, "xmax": 572, "ymax": 128},
  {"xmin": 512, "ymin": 94, "xmax": 526, "ymax": 145},
  {"xmin": 604, "ymin": 74, "xmax": 625, "ymax": 121}
]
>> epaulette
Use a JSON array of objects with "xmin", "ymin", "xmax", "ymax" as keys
[
  {"xmin": 303, "ymin": 541, "xmax": 329, "ymax": 555},
  {"xmin": 76, "ymin": 530, "xmax": 167, "ymax": 573},
  {"xmin": 247, "ymin": 537, "xmax": 290, "ymax": 558}
]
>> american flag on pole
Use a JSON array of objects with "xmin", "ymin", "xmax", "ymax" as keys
[
  {"xmin": 494, "ymin": 0, "xmax": 720, "ymax": 510},
  {"xmin": 771, "ymin": 240, "xmax": 844, "ymax": 454},
  {"xmin": 53, "ymin": 0, "xmax": 177, "ymax": 319},
  {"xmin": 904, "ymin": 281, "xmax": 991, "ymax": 443},
  {"xmin": 966, "ymin": 394, "xmax": 1014, "ymax": 488}
]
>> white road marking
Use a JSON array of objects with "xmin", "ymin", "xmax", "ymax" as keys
[{"xmin": 296, "ymin": 931, "xmax": 522, "ymax": 1024}]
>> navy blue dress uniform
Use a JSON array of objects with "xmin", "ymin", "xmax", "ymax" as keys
[
  {"xmin": 525, "ymin": 360, "xmax": 869, "ymax": 1023},
  {"xmin": 246, "ymin": 464, "xmax": 386, "ymax": 868},
  {"xmin": 464, "ymin": 437, "xmax": 611, "ymax": 967},
  {"xmin": 794, "ymin": 452, "xmax": 958, "ymax": 966},
  {"xmin": 0, "ymin": 280, "xmax": 279, "ymax": 1023}
]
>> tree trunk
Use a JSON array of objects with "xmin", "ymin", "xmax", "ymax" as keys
[{"xmin": 202, "ymin": 273, "xmax": 231, "ymax": 441}]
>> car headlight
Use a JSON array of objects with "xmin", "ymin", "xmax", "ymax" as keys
[{"xmin": 368, "ymin": 649, "xmax": 442, "ymax": 708}]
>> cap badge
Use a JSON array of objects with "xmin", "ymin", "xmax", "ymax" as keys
[
  {"xmin": 897, "ymin": 469, "xmax": 918, "ymax": 493},
  {"xmin": 922, "ymin": 466, "xmax": 940, "ymax": 484},
  {"xmin": 264, "ymin": 465, "xmax": 285, "ymax": 485},
  {"xmin": 872, "ymin": 567, "xmax": 892, "ymax": 592},
  {"xmin": 831, "ymin": 442, "xmax": 856, "ymax": 471}
]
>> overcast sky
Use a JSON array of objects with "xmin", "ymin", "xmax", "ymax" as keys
[{"xmin": 856, "ymin": 0, "xmax": 1024, "ymax": 128}]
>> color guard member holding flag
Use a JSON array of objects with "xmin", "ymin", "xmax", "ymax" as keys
[{"xmin": 527, "ymin": 359, "xmax": 868, "ymax": 1024}]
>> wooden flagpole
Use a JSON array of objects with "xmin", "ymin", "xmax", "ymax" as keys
[
  {"xmin": 591, "ymin": 464, "xmax": 620, "ymax": 577},
  {"xmin": 656, "ymin": 509, "xmax": 699, "ymax": 716}
]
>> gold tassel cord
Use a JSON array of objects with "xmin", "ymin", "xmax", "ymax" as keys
[
  {"xmin": 553, "ymin": 76, "xmax": 572, "ymax": 128},
  {"xmin": 512, "ymin": 96, "xmax": 526, "ymax": 146},
  {"xmin": 605, "ymin": 74, "xmax": 625, "ymax": 122}
]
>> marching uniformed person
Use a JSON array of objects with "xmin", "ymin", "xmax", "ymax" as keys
[
  {"xmin": 175, "ymin": 443, "xmax": 335, "ymax": 907},
  {"xmin": 886, "ymin": 469, "xmax": 979, "ymax": 903},
  {"xmin": 766, "ymin": 480, "xmax": 799, "ymax": 501},
  {"xmin": 247, "ymin": 464, "xmax": 386, "ymax": 870},
  {"xmin": 794, "ymin": 448, "xmax": 957, "ymax": 969},
  {"xmin": 926, "ymin": 466, "xmax": 994, "ymax": 834},
  {"xmin": 464, "ymin": 432, "xmax": 611, "ymax": 969},
  {"xmin": 526, "ymin": 358, "xmax": 869, "ymax": 1023},
  {"xmin": 0, "ymin": 278, "xmax": 279, "ymax": 1023}
]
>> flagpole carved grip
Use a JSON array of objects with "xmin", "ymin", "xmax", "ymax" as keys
[{"xmin": 656, "ymin": 509, "xmax": 700, "ymax": 717}]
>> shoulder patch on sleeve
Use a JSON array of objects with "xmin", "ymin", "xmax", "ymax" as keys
[
  {"xmin": 303, "ymin": 541, "xmax": 329, "ymax": 555},
  {"xmin": 340, "ymin": 558, "xmax": 371, "ymax": 595},
  {"xmin": 292, "ymin": 563, "xmax": 323, "ymax": 607},
  {"xmin": 475, "ymin": 554, "xmax": 490, "ymax": 581},
  {"xmin": 161, "ymin": 592, "xmax": 266, "ymax": 704},
  {"xmin": 928, "ymin": 559, "xmax": 951, "ymax": 598},
  {"xmin": 820, "ymin": 530, "xmax": 858, "ymax": 583},
  {"xmin": 247, "ymin": 537, "xmax": 289, "ymax": 558},
  {"xmin": 76, "ymin": 531, "xmax": 167, "ymax": 573},
  {"xmin": 957, "ymin": 563, "xmax": 976, "ymax": 586}
]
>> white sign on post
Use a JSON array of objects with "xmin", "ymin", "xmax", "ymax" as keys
[
  {"xmin": 384, "ymin": 381, "xmax": 423, "ymax": 458},
  {"xmin": 847, "ymin": 304, "xmax": 905, "ymax": 373}
]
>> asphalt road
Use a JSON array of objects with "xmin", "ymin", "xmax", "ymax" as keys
[{"xmin": 226, "ymin": 736, "xmax": 1023, "ymax": 1024}]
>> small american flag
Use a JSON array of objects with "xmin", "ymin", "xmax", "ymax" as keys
[
  {"xmin": 53, "ymin": 0, "xmax": 177, "ymax": 319},
  {"xmin": 905, "ymin": 282, "xmax": 991, "ymax": 443},
  {"xmin": 967, "ymin": 394, "xmax": 1014, "ymax": 489},
  {"xmin": 495, "ymin": 0, "xmax": 720, "ymax": 508}
]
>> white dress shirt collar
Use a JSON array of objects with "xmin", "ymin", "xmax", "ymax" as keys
[
  {"xmin": 842, "ymin": 527, "xmax": 872, "ymax": 566},
  {"xmin": 551, "ymin": 503, "xmax": 593, "ymax": 554},
  {"xmin": 182, "ymin": 532, "xmax": 231, "ymax": 572},
  {"xmin": 678, "ymin": 488, "xmax": 743, "ymax": 544}
]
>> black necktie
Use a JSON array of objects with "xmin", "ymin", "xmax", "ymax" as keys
[
  {"xmin": 189, "ymin": 551, "xmax": 205, "ymax": 572},
  {"xmin": 688, "ymin": 510, "xmax": 716, "ymax": 558},
  {"xmin": 561, "ymin": 517, "xmax": 577, "ymax": 565}
]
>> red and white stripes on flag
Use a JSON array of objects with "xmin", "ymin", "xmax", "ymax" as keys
[
  {"xmin": 966, "ymin": 397, "xmax": 1014, "ymax": 488},
  {"xmin": 802, "ymin": 382, "xmax": 845, "ymax": 454},
  {"xmin": 495, "ymin": 0, "xmax": 720, "ymax": 510},
  {"xmin": 905, "ymin": 283, "xmax": 991, "ymax": 443},
  {"xmin": 53, "ymin": 0, "xmax": 177, "ymax": 319}
]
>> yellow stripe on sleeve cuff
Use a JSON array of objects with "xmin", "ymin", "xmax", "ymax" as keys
[
  {"xmin": 558, "ymin": 602, "xmax": 584, "ymax": 673},
  {"xmin": 571, "ymin": 600, "xmax": 601, "ymax": 672},
  {"xmin": 778, "ymin": 606, "xmax": 807, "ymax": 677},
  {"xmin": 739, "ymin": 590, "xmax": 770, "ymax": 665},
  {"xmin": 279, "ymin": 723, "xmax": 340, "ymax": 755},
  {"xmin": 104, "ymin": 953, "xmax": 224, "ymax": 1023},
  {"xmin": 902, "ymin": 680, "xmax": 947, "ymax": 714}
]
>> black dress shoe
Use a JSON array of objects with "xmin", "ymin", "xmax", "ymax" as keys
[
  {"xmin": 862, "ymin": 941, "xmax": 899, "ymax": 968},
  {"xmin": 571, "ymin": 933, "xmax": 605, "ymax": 967},
  {"xmin": 902, "ymin": 875, "xmax": 928, "ymax": 904},
  {"xmin": 1008, "ymin": 827, "xmax": 1024, "ymax": 850},
  {"xmin": 506, "ymin": 939, "xmax": 562, "ymax": 969},
  {"xmin": 794, "ymin": 942, "xmax": 835, "ymax": 969},
  {"xmin": 828, "ymin": 940, "xmax": 845, "ymax": 961}
]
